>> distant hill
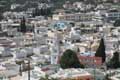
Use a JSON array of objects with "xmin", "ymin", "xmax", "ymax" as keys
[
  {"xmin": 0, "ymin": 0, "xmax": 114, "ymax": 12},
  {"xmin": 0, "ymin": 0, "xmax": 85, "ymax": 11}
]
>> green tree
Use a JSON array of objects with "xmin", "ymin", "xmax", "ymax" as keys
[
  {"xmin": 114, "ymin": 19, "xmax": 120, "ymax": 27},
  {"xmin": 107, "ymin": 52, "xmax": 120, "ymax": 69},
  {"xmin": 95, "ymin": 38, "xmax": 106, "ymax": 63},
  {"xmin": 20, "ymin": 17, "xmax": 27, "ymax": 33},
  {"xmin": 106, "ymin": 0, "xmax": 114, "ymax": 3},
  {"xmin": 32, "ymin": 8, "xmax": 39, "ymax": 17},
  {"xmin": 59, "ymin": 49, "xmax": 84, "ymax": 69},
  {"xmin": 0, "ymin": 13, "xmax": 3, "ymax": 21},
  {"xmin": 81, "ymin": 23, "xmax": 85, "ymax": 27},
  {"xmin": 32, "ymin": 7, "xmax": 52, "ymax": 17},
  {"xmin": 105, "ymin": 74, "xmax": 109, "ymax": 80}
]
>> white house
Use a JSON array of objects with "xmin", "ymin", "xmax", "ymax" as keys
[
  {"xmin": 105, "ymin": 10, "xmax": 120, "ymax": 21},
  {"xmin": 53, "ymin": 12, "xmax": 94, "ymax": 21}
]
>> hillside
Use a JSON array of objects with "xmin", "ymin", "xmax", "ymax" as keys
[
  {"xmin": 0, "ymin": 0, "xmax": 84, "ymax": 11},
  {"xmin": 0, "ymin": 0, "xmax": 114, "ymax": 13}
]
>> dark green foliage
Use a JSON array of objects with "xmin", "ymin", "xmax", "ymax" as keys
[
  {"xmin": 32, "ymin": 8, "xmax": 39, "ymax": 17},
  {"xmin": 20, "ymin": 17, "xmax": 27, "ymax": 33},
  {"xmin": 95, "ymin": 38, "xmax": 106, "ymax": 63},
  {"xmin": 84, "ymin": 0, "xmax": 96, "ymax": 4},
  {"xmin": 59, "ymin": 49, "xmax": 84, "ymax": 69},
  {"xmin": 77, "ymin": 48, "xmax": 80, "ymax": 52},
  {"xmin": 81, "ymin": 23, "xmax": 85, "ymax": 27},
  {"xmin": 0, "ymin": 13, "xmax": 3, "ymax": 21},
  {"xmin": 105, "ymin": 0, "xmax": 114, "ymax": 3},
  {"xmin": 32, "ymin": 7, "xmax": 52, "ymax": 17},
  {"xmin": 107, "ymin": 52, "xmax": 120, "ymax": 69},
  {"xmin": 105, "ymin": 74, "xmax": 109, "ymax": 80},
  {"xmin": 114, "ymin": 19, "xmax": 120, "ymax": 27},
  {"xmin": 70, "ymin": 22, "xmax": 75, "ymax": 27}
]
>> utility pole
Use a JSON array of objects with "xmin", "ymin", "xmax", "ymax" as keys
[
  {"xmin": 28, "ymin": 60, "xmax": 30, "ymax": 80},
  {"xmin": 93, "ymin": 60, "xmax": 96, "ymax": 80},
  {"xmin": 19, "ymin": 63, "xmax": 22, "ymax": 76}
]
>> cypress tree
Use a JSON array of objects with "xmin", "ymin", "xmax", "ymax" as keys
[
  {"xmin": 95, "ymin": 38, "xmax": 106, "ymax": 63},
  {"xmin": 108, "ymin": 52, "xmax": 120, "ymax": 69},
  {"xmin": 20, "ymin": 17, "xmax": 27, "ymax": 33},
  {"xmin": 0, "ymin": 13, "xmax": 3, "ymax": 21}
]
